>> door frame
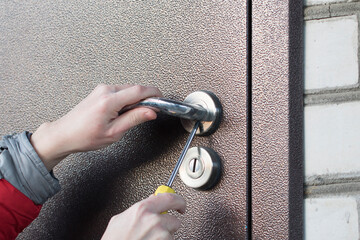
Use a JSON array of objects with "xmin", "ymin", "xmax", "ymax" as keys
[{"xmin": 249, "ymin": 0, "xmax": 303, "ymax": 238}]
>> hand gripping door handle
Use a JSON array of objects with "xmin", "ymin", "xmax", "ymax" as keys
[
  {"xmin": 119, "ymin": 97, "xmax": 210, "ymax": 121},
  {"xmin": 118, "ymin": 91, "xmax": 222, "ymax": 136}
]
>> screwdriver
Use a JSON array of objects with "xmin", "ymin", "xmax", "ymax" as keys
[{"xmin": 155, "ymin": 121, "xmax": 200, "ymax": 197}]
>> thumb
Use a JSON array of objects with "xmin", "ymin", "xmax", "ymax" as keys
[{"xmin": 112, "ymin": 108, "xmax": 157, "ymax": 134}]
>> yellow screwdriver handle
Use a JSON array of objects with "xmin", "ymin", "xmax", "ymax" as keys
[
  {"xmin": 154, "ymin": 185, "xmax": 175, "ymax": 214},
  {"xmin": 155, "ymin": 185, "xmax": 175, "ymax": 195}
]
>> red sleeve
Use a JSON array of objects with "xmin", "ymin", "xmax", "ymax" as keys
[{"xmin": 0, "ymin": 179, "xmax": 42, "ymax": 240}]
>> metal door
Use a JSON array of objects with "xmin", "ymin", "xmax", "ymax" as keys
[{"xmin": 0, "ymin": 1, "xmax": 302, "ymax": 239}]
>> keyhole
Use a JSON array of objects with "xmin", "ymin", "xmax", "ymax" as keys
[
  {"xmin": 192, "ymin": 159, "xmax": 197, "ymax": 172},
  {"xmin": 189, "ymin": 158, "xmax": 201, "ymax": 173}
]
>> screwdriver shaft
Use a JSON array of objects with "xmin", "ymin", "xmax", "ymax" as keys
[{"xmin": 166, "ymin": 121, "xmax": 200, "ymax": 187}]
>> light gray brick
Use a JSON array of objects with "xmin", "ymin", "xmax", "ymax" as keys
[
  {"xmin": 305, "ymin": 101, "xmax": 360, "ymax": 177},
  {"xmin": 305, "ymin": 15, "xmax": 359, "ymax": 90},
  {"xmin": 305, "ymin": 197, "xmax": 359, "ymax": 240}
]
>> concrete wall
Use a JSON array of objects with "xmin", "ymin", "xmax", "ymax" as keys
[{"xmin": 304, "ymin": 1, "xmax": 360, "ymax": 239}]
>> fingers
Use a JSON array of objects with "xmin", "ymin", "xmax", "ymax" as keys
[
  {"xmin": 110, "ymin": 85, "xmax": 162, "ymax": 133},
  {"xmin": 111, "ymin": 107, "xmax": 157, "ymax": 134},
  {"xmin": 101, "ymin": 194, "xmax": 184, "ymax": 240},
  {"xmin": 138, "ymin": 194, "xmax": 185, "ymax": 238},
  {"xmin": 113, "ymin": 85, "xmax": 163, "ymax": 110},
  {"xmin": 147, "ymin": 193, "xmax": 186, "ymax": 214},
  {"xmin": 95, "ymin": 84, "xmax": 162, "ymax": 112},
  {"xmin": 161, "ymin": 214, "xmax": 182, "ymax": 234}
]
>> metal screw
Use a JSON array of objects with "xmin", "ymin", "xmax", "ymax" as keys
[{"xmin": 189, "ymin": 158, "xmax": 201, "ymax": 173}]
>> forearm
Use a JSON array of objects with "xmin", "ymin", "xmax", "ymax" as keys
[{"xmin": 30, "ymin": 121, "xmax": 74, "ymax": 171}]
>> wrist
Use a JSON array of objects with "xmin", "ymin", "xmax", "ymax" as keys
[{"xmin": 30, "ymin": 121, "xmax": 74, "ymax": 171}]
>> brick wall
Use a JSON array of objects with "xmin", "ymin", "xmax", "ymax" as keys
[{"xmin": 304, "ymin": 1, "xmax": 360, "ymax": 239}]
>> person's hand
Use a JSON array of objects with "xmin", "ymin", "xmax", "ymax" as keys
[
  {"xmin": 101, "ymin": 193, "xmax": 186, "ymax": 240},
  {"xmin": 31, "ymin": 84, "xmax": 162, "ymax": 170}
]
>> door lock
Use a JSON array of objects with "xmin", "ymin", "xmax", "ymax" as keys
[
  {"xmin": 119, "ymin": 91, "xmax": 223, "ymax": 190},
  {"xmin": 179, "ymin": 147, "xmax": 222, "ymax": 190}
]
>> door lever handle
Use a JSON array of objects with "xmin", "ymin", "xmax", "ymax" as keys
[
  {"xmin": 119, "ymin": 91, "xmax": 222, "ymax": 136},
  {"xmin": 119, "ymin": 97, "xmax": 210, "ymax": 121}
]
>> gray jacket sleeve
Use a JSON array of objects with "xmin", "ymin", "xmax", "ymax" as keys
[{"xmin": 0, "ymin": 131, "xmax": 61, "ymax": 204}]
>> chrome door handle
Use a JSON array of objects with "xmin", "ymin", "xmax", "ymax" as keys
[
  {"xmin": 119, "ymin": 91, "xmax": 222, "ymax": 136},
  {"xmin": 119, "ymin": 97, "xmax": 210, "ymax": 121}
]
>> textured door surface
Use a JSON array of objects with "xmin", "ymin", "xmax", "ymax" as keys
[{"xmin": 0, "ymin": 1, "xmax": 248, "ymax": 239}]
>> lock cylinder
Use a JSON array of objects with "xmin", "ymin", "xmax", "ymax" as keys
[{"xmin": 179, "ymin": 146, "xmax": 222, "ymax": 190}]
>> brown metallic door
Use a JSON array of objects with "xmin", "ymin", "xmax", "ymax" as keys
[
  {"xmin": 1, "ymin": 0, "xmax": 304, "ymax": 239},
  {"xmin": 0, "ymin": 1, "xmax": 249, "ymax": 239}
]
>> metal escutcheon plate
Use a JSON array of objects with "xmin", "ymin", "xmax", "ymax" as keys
[
  {"xmin": 181, "ymin": 91, "xmax": 222, "ymax": 136},
  {"xmin": 179, "ymin": 147, "xmax": 222, "ymax": 190}
]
